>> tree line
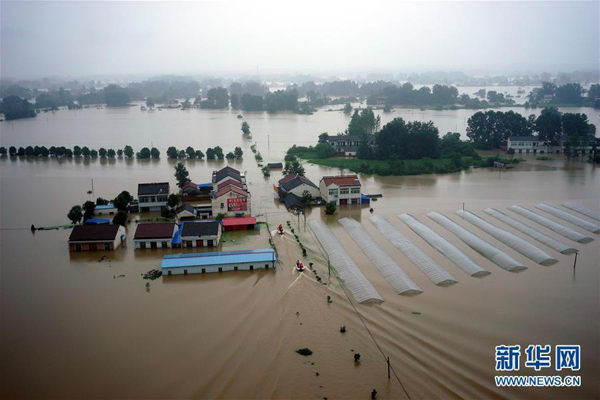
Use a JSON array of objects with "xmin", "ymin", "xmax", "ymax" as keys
[
  {"xmin": 466, "ymin": 107, "xmax": 596, "ymax": 150},
  {"xmin": 0, "ymin": 144, "xmax": 160, "ymax": 159},
  {"xmin": 527, "ymin": 82, "xmax": 599, "ymax": 108}
]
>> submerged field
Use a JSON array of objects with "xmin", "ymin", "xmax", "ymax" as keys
[{"xmin": 1, "ymin": 106, "xmax": 599, "ymax": 399}]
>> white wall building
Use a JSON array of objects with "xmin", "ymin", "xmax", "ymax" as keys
[
  {"xmin": 180, "ymin": 221, "xmax": 222, "ymax": 248},
  {"xmin": 138, "ymin": 182, "xmax": 170, "ymax": 212},
  {"xmin": 319, "ymin": 175, "xmax": 362, "ymax": 205},
  {"xmin": 133, "ymin": 223, "xmax": 178, "ymax": 249}
]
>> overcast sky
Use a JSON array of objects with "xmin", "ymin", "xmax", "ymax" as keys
[{"xmin": 1, "ymin": 0, "xmax": 598, "ymax": 79}]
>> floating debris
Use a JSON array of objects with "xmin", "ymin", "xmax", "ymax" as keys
[
  {"xmin": 296, "ymin": 348, "xmax": 313, "ymax": 356},
  {"xmin": 143, "ymin": 269, "xmax": 162, "ymax": 280}
]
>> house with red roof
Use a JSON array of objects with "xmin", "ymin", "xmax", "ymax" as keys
[
  {"xmin": 133, "ymin": 223, "xmax": 178, "ymax": 249},
  {"xmin": 319, "ymin": 175, "xmax": 362, "ymax": 205},
  {"xmin": 211, "ymin": 185, "xmax": 251, "ymax": 217}
]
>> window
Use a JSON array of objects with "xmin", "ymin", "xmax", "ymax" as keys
[
  {"xmin": 202, "ymin": 268, "xmax": 206, "ymax": 274},
  {"xmin": 220, "ymin": 202, "xmax": 224, "ymax": 209},
  {"xmin": 139, "ymin": 197, "xmax": 148, "ymax": 203},
  {"xmin": 340, "ymin": 188, "xmax": 349, "ymax": 195},
  {"xmin": 328, "ymin": 189, "xmax": 338, "ymax": 196},
  {"xmin": 350, "ymin": 188, "xmax": 360, "ymax": 194},
  {"xmin": 140, "ymin": 242, "xmax": 146, "ymax": 249},
  {"xmin": 265, "ymin": 264, "xmax": 269, "ymax": 268},
  {"xmin": 168, "ymin": 271, "xmax": 172, "ymax": 276},
  {"xmin": 234, "ymin": 266, "xmax": 238, "ymax": 271},
  {"xmin": 75, "ymin": 244, "xmax": 82, "ymax": 252},
  {"xmin": 157, "ymin": 195, "xmax": 168, "ymax": 202},
  {"xmin": 184, "ymin": 269, "xmax": 188, "ymax": 275},
  {"xmin": 218, "ymin": 267, "xmax": 223, "ymax": 272},
  {"xmin": 250, "ymin": 265, "xmax": 254, "ymax": 271},
  {"xmin": 150, "ymin": 242, "xmax": 157, "ymax": 249},
  {"xmin": 104, "ymin": 243, "xmax": 111, "ymax": 250},
  {"xmin": 161, "ymin": 241, "xmax": 168, "ymax": 248},
  {"xmin": 186, "ymin": 240, "xmax": 192, "ymax": 248}
]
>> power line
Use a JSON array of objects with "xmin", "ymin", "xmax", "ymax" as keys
[{"xmin": 304, "ymin": 223, "xmax": 412, "ymax": 400}]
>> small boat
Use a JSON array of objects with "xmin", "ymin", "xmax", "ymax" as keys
[
  {"xmin": 141, "ymin": 106, "xmax": 147, "ymax": 111},
  {"xmin": 295, "ymin": 260, "xmax": 305, "ymax": 272},
  {"xmin": 277, "ymin": 224, "xmax": 285, "ymax": 235}
]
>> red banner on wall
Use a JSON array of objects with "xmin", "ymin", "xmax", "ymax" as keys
[{"xmin": 227, "ymin": 198, "xmax": 247, "ymax": 212}]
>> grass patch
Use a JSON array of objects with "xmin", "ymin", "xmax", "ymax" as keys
[{"xmin": 306, "ymin": 155, "xmax": 521, "ymax": 176}]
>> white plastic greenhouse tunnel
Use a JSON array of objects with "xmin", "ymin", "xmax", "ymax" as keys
[
  {"xmin": 338, "ymin": 218, "xmax": 423, "ymax": 295},
  {"xmin": 562, "ymin": 202, "xmax": 600, "ymax": 221},
  {"xmin": 369, "ymin": 216, "xmax": 457, "ymax": 286},
  {"xmin": 508, "ymin": 205, "xmax": 594, "ymax": 244},
  {"xmin": 426, "ymin": 212, "xmax": 527, "ymax": 272},
  {"xmin": 536, "ymin": 203, "xmax": 600, "ymax": 234},
  {"xmin": 397, "ymin": 214, "xmax": 490, "ymax": 277},
  {"xmin": 308, "ymin": 220, "xmax": 384, "ymax": 304},
  {"xmin": 455, "ymin": 210, "xmax": 558, "ymax": 266},
  {"xmin": 484, "ymin": 208, "xmax": 577, "ymax": 255}
]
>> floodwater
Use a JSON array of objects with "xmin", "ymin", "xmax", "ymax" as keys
[{"xmin": 1, "ymin": 106, "xmax": 599, "ymax": 399}]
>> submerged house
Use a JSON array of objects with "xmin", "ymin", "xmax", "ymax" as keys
[
  {"xmin": 221, "ymin": 216, "xmax": 257, "ymax": 231},
  {"xmin": 180, "ymin": 221, "xmax": 222, "ymax": 248},
  {"xmin": 326, "ymin": 134, "xmax": 374, "ymax": 156},
  {"xmin": 133, "ymin": 223, "xmax": 178, "ymax": 249},
  {"xmin": 278, "ymin": 174, "xmax": 320, "ymax": 199},
  {"xmin": 138, "ymin": 182, "xmax": 170, "ymax": 212},
  {"xmin": 94, "ymin": 204, "xmax": 118, "ymax": 216},
  {"xmin": 319, "ymin": 175, "xmax": 362, "ymax": 205},
  {"xmin": 161, "ymin": 248, "xmax": 277, "ymax": 275},
  {"xmin": 68, "ymin": 224, "xmax": 126, "ymax": 252},
  {"xmin": 507, "ymin": 136, "xmax": 540, "ymax": 153},
  {"xmin": 211, "ymin": 185, "xmax": 251, "ymax": 218},
  {"xmin": 212, "ymin": 166, "xmax": 246, "ymax": 191},
  {"xmin": 175, "ymin": 204, "xmax": 197, "ymax": 221}
]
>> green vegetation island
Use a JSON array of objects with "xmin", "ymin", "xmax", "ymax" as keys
[{"xmin": 285, "ymin": 106, "xmax": 599, "ymax": 176}]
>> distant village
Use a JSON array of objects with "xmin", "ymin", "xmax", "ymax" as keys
[{"xmin": 67, "ymin": 165, "xmax": 372, "ymax": 276}]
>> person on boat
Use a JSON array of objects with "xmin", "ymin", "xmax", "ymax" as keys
[{"xmin": 278, "ymin": 224, "xmax": 284, "ymax": 234}]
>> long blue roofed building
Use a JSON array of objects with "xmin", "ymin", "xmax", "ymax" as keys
[{"xmin": 161, "ymin": 248, "xmax": 276, "ymax": 275}]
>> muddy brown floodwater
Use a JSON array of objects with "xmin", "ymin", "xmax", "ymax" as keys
[{"xmin": 1, "ymin": 106, "xmax": 599, "ymax": 399}]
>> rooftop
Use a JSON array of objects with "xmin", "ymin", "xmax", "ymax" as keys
[
  {"xmin": 321, "ymin": 175, "xmax": 361, "ymax": 187},
  {"xmin": 94, "ymin": 204, "xmax": 117, "ymax": 210},
  {"xmin": 213, "ymin": 166, "xmax": 242, "ymax": 183},
  {"xmin": 138, "ymin": 182, "xmax": 170, "ymax": 196},
  {"xmin": 69, "ymin": 224, "xmax": 121, "ymax": 242},
  {"xmin": 181, "ymin": 221, "xmax": 220, "ymax": 237},
  {"xmin": 509, "ymin": 136, "xmax": 539, "ymax": 142},
  {"xmin": 283, "ymin": 193, "xmax": 305, "ymax": 210},
  {"xmin": 161, "ymin": 248, "xmax": 276, "ymax": 269},
  {"xmin": 175, "ymin": 204, "xmax": 196, "ymax": 215},
  {"xmin": 217, "ymin": 179, "xmax": 245, "ymax": 191},
  {"xmin": 213, "ymin": 185, "xmax": 249, "ymax": 199},
  {"xmin": 134, "ymin": 223, "xmax": 177, "ymax": 240},
  {"xmin": 279, "ymin": 174, "xmax": 318, "ymax": 191},
  {"xmin": 221, "ymin": 217, "xmax": 256, "ymax": 226}
]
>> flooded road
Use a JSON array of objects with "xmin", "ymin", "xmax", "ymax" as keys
[{"xmin": 1, "ymin": 107, "xmax": 599, "ymax": 399}]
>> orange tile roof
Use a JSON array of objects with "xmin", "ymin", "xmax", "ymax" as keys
[{"xmin": 321, "ymin": 175, "xmax": 361, "ymax": 187}]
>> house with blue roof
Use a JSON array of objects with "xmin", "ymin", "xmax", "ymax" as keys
[{"xmin": 161, "ymin": 248, "xmax": 276, "ymax": 275}]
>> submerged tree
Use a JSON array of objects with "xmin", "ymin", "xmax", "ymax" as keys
[
  {"xmin": 67, "ymin": 205, "xmax": 83, "ymax": 224},
  {"xmin": 174, "ymin": 162, "xmax": 191, "ymax": 188},
  {"xmin": 241, "ymin": 121, "xmax": 251, "ymax": 134}
]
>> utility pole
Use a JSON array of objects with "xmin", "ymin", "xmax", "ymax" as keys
[
  {"xmin": 91, "ymin": 179, "xmax": 94, "ymax": 198},
  {"xmin": 387, "ymin": 356, "xmax": 391, "ymax": 379},
  {"xmin": 573, "ymin": 252, "xmax": 578, "ymax": 270}
]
